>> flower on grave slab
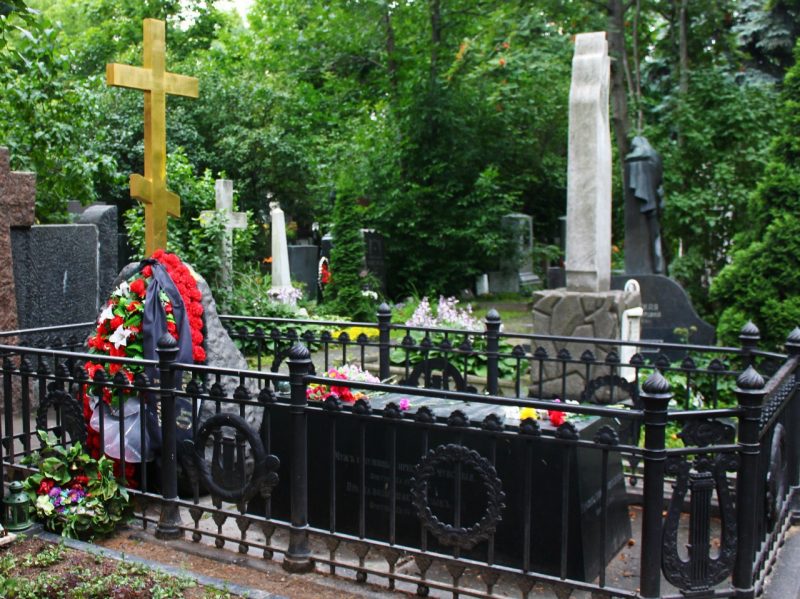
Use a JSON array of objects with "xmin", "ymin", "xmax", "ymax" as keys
[
  {"xmin": 548, "ymin": 399, "xmax": 566, "ymax": 426},
  {"xmin": 306, "ymin": 364, "xmax": 380, "ymax": 403}
]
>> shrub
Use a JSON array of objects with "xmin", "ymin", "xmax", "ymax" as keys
[{"xmin": 710, "ymin": 41, "xmax": 800, "ymax": 349}]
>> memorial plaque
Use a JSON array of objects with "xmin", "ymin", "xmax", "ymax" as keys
[
  {"xmin": 263, "ymin": 395, "xmax": 631, "ymax": 581},
  {"xmin": 611, "ymin": 274, "xmax": 714, "ymax": 355}
]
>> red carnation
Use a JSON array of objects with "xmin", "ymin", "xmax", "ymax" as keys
[
  {"xmin": 166, "ymin": 321, "xmax": 178, "ymax": 337},
  {"xmin": 190, "ymin": 288, "xmax": 202, "ymax": 301},
  {"xmin": 108, "ymin": 362, "xmax": 121, "ymax": 375},
  {"xmin": 192, "ymin": 346, "xmax": 206, "ymax": 363},
  {"xmin": 549, "ymin": 409, "xmax": 566, "ymax": 426},
  {"xmin": 191, "ymin": 329, "xmax": 203, "ymax": 345},
  {"xmin": 190, "ymin": 316, "xmax": 203, "ymax": 331},
  {"xmin": 152, "ymin": 249, "xmax": 165, "ymax": 260},
  {"xmin": 189, "ymin": 303, "xmax": 203, "ymax": 317},
  {"xmin": 37, "ymin": 478, "xmax": 55, "ymax": 495},
  {"xmin": 164, "ymin": 303, "xmax": 173, "ymax": 314},
  {"xmin": 126, "ymin": 300, "xmax": 141, "ymax": 313},
  {"xmin": 129, "ymin": 277, "xmax": 147, "ymax": 298},
  {"xmin": 141, "ymin": 264, "xmax": 153, "ymax": 278},
  {"xmin": 110, "ymin": 316, "xmax": 124, "ymax": 330}
]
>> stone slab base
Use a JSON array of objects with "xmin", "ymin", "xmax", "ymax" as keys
[{"xmin": 531, "ymin": 288, "xmax": 640, "ymax": 400}]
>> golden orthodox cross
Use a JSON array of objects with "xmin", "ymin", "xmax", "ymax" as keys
[{"xmin": 106, "ymin": 18, "xmax": 198, "ymax": 256}]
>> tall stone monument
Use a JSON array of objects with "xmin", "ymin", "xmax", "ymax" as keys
[
  {"xmin": 531, "ymin": 33, "xmax": 640, "ymax": 399},
  {"xmin": 269, "ymin": 200, "xmax": 293, "ymax": 296},
  {"xmin": 0, "ymin": 148, "xmax": 35, "ymax": 335},
  {"xmin": 565, "ymin": 32, "xmax": 613, "ymax": 292}
]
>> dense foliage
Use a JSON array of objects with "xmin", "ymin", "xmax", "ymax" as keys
[
  {"xmin": 711, "ymin": 39, "xmax": 800, "ymax": 349},
  {"xmin": 0, "ymin": 0, "xmax": 797, "ymax": 331}
]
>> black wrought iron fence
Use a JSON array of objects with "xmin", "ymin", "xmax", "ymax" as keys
[{"xmin": 0, "ymin": 319, "xmax": 798, "ymax": 598}]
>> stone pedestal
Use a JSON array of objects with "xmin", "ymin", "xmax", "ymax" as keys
[{"xmin": 532, "ymin": 288, "xmax": 640, "ymax": 399}]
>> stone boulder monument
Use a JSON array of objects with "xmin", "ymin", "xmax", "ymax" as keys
[{"xmin": 532, "ymin": 32, "xmax": 641, "ymax": 399}]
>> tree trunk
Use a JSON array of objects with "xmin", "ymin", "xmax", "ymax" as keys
[
  {"xmin": 382, "ymin": 4, "xmax": 398, "ymax": 96},
  {"xmin": 678, "ymin": 0, "xmax": 689, "ymax": 97}
]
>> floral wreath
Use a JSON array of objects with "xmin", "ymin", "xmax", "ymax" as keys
[
  {"xmin": 22, "ymin": 431, "xmax": 129, "ymax": 538},
  {"xmin": 82, "ymin": 250, "xmax": 206, "ymax": 467}
]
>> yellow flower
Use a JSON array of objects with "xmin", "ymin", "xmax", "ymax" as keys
[
  {"xmin": 333, "ymin": 326, "xmax": 380, "ymax": 340},
  {"xmin": 519, "ymin": 407, "xmax": 538, "ymax": 420}
]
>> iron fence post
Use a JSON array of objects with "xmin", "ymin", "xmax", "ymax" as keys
[
  {"xmin": 155, "ymin": 333, "xmax": 183, "ymax": 539},
  {"xmin": 639, "ymin": 370, "xmax": 672, "ymax": 598},
  {"xmin": 739, "ymin": 321, "xmax": 761, "ymax": 368},
  {"xmin": 485, "ymin": 309, "xmax": 501, "ymax": 395},
  {"xmin": 733, "ymin": 366, "xmax": 766, "ymax": 598},
  {"xmin": 285, "ymin": 343, "xmax": 313, "ymax": 573},
  {"xmin": 377, "ymin": 302, "xmax": 391, "ymax": 381},
  {"xmin": 785, "ymin": 327, "xmax": 800, "ymax": 522}
]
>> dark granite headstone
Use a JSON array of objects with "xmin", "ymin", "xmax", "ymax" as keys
[
  {"xmin": 264, "ymin": 394, "xmax": 630, "ymax": 581},
  {"xmin": 319, "ymin": 230, "xmax": 387, "ymax": 292},
  {"xmin": 78, "ymin": 205, "xmax": 118, "ymax": 306},
  {"xmin": 288, "ymin": 245, "xmax": 319, "ymax": 300},
  {"xmin": 363, "ymin": 230, "xmax": 386, "ymax": 292},
  {"xmin": 11, "ymin": 225, "xmax": 99, "ymax": 329},
  {"xmin": 611, "ymin": 274, "xmax": 714, "ymax": 353}
]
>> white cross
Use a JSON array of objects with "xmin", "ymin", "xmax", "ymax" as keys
[{"xmin": 201, "ymin": 179, "xmax": 247, "ymax": 291}]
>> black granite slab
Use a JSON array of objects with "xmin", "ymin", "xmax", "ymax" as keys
[{"xmin": 263, "ymin": 393, "xmax": 631, "ymax": 581}]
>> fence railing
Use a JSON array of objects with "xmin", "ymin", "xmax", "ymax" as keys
[{"xmin": 0, "ymin": 315, "xmax": 798, "ymax": 598}]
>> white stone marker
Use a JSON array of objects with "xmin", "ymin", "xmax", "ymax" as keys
[
  {"xmin": 200, "ymin": 179, "xmax": 247, "ymax": 292},
  {"xmin": 620, "ymin": 279, "xmax": 643, "ymax": 381},
  {"xmin": 564, "ymin": 32, "xmax": 612, "ymax": 292},
  {"xmin": 269, "ymin": 200, "xmax": 293, "ymax": 297}
]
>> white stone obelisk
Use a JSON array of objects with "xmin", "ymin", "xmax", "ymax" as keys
[
  {"xmin": 564, "ymin": 32, "xmax": 612, "ymax": 292},
  {"xmin": 269, "ymin": 200, "xmax": 292, "ymax": 297}
]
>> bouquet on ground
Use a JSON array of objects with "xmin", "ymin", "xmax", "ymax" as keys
[
  {"xmin": 307, "ymin": 364, "xmax": 380, "ymax": 403},
  {"xmin": 22, "ymin": 431, "xmax": 130, "ymax": 539}
]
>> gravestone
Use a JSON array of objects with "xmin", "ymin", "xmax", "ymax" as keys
[
  {"xmin": 531, "ymin": 33, "xmax": 640, "ymax": 398},
  {"xmin": 266, "ymin": 394, "xmax": 631, "ymax": 581},
  {"xmin": 489, "ymin": 213, "xmax": 539, "ymax": 293},
  {"xmin": 362, "ymin": 230, "xmax": 387, "ymax": 293},
  {"xmin": 611, "ymin": 274, "xmax": 714, "ymax": 353},
  {"xmin": 78, "ymin": 205, "xmax": 119, "ymax": 304},
  {"xmin": 269, "ymin": 201, "xmax": 293, "ymax": 297},
  {"xmin": 564, "ymin": 33, "xmax": 612, "ymax": 292},
  {"xmin": 0, "ymin": 148, "xmax": 35, "ymax": 334},
  {"xmin": 288, "ymin": 245, "xmax": 319, "ymax": 300},
  {"xmin": 200, "ymin": 179, "xmax": 247, "ymax": 293},
  {"xmin": 318, "ymin": 230, "xmax": 387, "ymax": 292},
  {"xmin": 11, "ymin": 225, "xmax": 100, "ymax": 329}
]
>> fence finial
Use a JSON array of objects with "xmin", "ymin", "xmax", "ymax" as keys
[{"xmin": 736, "ymin": 365, "xmax": 765, "ymax": 391}]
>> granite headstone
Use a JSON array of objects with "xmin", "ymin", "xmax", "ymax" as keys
[
  {"xmin": 11, "ymin": 225, "xmax": 99, "ymax": 329},
  {"xmin": 611, "ymin": 274, "xmax": 714, "ymax": 352},
  {"xmin": 288, "ymin": 245, "xmax": 320, "ymax": 300},
  {"xmin": 78, "ymin": 205, "xmax": 119, "ymax": 306},
  {"xmin": 0, "ymin": 148, "xmax": 36, "ymax": 334}
]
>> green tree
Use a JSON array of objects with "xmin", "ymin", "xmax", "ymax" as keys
[{"xmin": 710, "ymin": 39, "xmax": 800, "ymax": 349}]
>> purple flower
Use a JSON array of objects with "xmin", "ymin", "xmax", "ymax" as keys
[
  {"xmin": 49, "ymin": 487, "xmax": 61, "ymax": 498},
  {"xmin": 399, "ymin": 398, "xmax": 410, "ymax": 411}
]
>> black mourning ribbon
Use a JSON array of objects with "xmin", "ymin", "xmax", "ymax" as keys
[{"xmin": 140, "ymin": 258, "xmax": 197, "ymax": 451}]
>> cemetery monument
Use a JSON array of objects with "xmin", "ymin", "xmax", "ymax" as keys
[{"xmin": 532, "ymin": 32, "xmax": 641, "ymax": 397}]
